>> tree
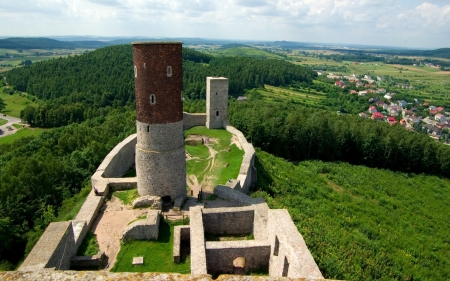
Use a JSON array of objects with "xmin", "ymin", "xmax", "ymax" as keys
[{"xmin": 0, "ymin": 97, "xmax": 5, "ymax": 112}]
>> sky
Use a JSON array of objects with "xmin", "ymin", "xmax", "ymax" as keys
[{"xmin": 0, "ymin": 0, "xmax": 449, "ymax": 49}]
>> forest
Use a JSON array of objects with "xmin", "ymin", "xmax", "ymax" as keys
[
  {"xmin": 7, "ymin": 44, "xmax": 316, "ymax": 127},
  {"xmin": 1, "ymin": 44, "xmax": 449, "ymax": 280}
]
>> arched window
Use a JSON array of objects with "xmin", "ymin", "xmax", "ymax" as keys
[
  {"xmin": 167, "ymin": 66, "xmax": 172, "ymax": 77},
  {"xmin": 150, "ymin": 94, "xmax": 156, "ymax": 105}
]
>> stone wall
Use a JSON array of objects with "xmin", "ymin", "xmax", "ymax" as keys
[
  {"xmin": 97, "ymin": 134, "xmax": 137, "ymax": 179},
  {"xmin": 190, "ymin": 207, "xmax": 208, "ymax": 274},
  {"xmin": 267, "ymin": 209, "xmax": 323, "ymax": 279},
  {"xmin": 122, "ymin": 210, "xmax": 160, "ymax": 240},
  {"xmin": 213, "ymin": 185, "xmax": 264, "ymax": 207},
  {"xmin": 205, "ymin": 240, "xmax": 270, "ymax": 276},
  {"xmin": 224, "ymin": 122, "xmax": 256, "ymax": 193},
  {"xmin": 202, "ymin": 207, "xmax": 254, "ymax": 235},
  {"xmin": 70, "ymin": 251, "xmax": 105, "ymax": 269},
  {"xmin": 19, "ymin": 222, "xmax": 77, "ymax": 271},
  {"xmin": 3, "ymin": 270, "xmax": 338, "ymax": 280},
  {"xmin": 91, "ymin": 134, "xmax": 137, "ymax": 195},
  {"xmin": 173, "ymin": 225, "xmax": 190, "ymax": 263},
  {"xmin": 183, "ymin": 112, "xmax": 206, "ymax": 131},
  {"xmin": 74, "ymin": 192, "xmax": 105, "ymax": 229}
]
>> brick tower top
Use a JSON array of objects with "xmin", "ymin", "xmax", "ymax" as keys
[{"xmin": 132, "ymin": 42, "xmax": 183, "ymax": 124}]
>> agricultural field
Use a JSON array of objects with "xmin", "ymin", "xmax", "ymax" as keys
[
  {"xmin": 209, "ymin": 46, "xmax": 285, "ymax": 60},
  {"xmin": 0, "ymin": 90, "xmax": 38, "ymax": 117},
  {"xmin": 251, "ymin": 84, "xmax": 326, "ymax": 106},
  {"xmin": 0, "ymin": 48, "xmax": 94, "ymax": 73},
  {"xmin": 286, "ymin": 50, "xmax": 450, "ymax": 105}
]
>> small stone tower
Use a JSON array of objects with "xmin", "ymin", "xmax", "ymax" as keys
[
  {"xmin": 132, "ymin": 42, "xmax": 186, "ymax": 201},
  {"xmin": 206, "ymin": 77, "xmax": 228, "ymax": 129}
]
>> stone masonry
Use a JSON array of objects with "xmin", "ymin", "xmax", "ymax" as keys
[
  {"xmin": 133, "ymin": 42, "xmax": 186, "ymax": 202},
  {"xmin": 206, "ymin": 77, "xmax": 228, "ymax": 129}
]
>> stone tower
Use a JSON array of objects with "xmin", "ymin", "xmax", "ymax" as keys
[
  {"xmin": 132, "ymin": 42, "xmax": 186, "ymax": 201},
  {"xmin": 206, "ymin": 77, "xmax": 228, "ymax": 129}
]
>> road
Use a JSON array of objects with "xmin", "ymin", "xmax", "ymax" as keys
[{"xmin": 0, "ymin": 114, "xmax": 22, "ymax": 138}]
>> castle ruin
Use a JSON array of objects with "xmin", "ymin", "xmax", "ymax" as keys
[{"xmin": 17, "ymin": 42, "xmax": 325, "ymax": 280}]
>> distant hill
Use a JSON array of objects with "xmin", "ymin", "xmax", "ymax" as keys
[{"xmin": 0, "ymin": 37, "xmax": 110, "ymax": 49}]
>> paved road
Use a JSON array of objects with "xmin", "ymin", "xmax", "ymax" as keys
[{"xmin": 0, "ymin": 114, "xmax": 22, "ymax": 138}]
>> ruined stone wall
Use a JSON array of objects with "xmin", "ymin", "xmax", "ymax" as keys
[
  {"xmin": 95, "ymin": 133, "xmax": 136, "ymax": 179},
  {"xmin": 267, "ymin": 209, "xmax": 323, "ymax": 279},
  {"xmin": 190, "ymin": 207, "xmax": 208, "ymax": 274},
  {"xmin": 122, "ymin": 210, "xmax": 160, "ymax": 240},
  {"xmin": 202, "ymin": 207, "xmax": 254, "ymax": 235},
  {"xmin": 224, "ymin": 122, "xmax": 256, "ymax": 194},
  {"xmin": 91, "ymin": 134, "xmax": 137, "ymax": 195},
  {"xmin": 3, "ymin": 271, "xmax": 338, "ymax": 281},
  {"xmin": 183, "ymin": 112, "xmax": 206, "ymax": 131},
  {"xmin": 19, "ymin": 222, "xmax": 77, "ymax": 271},
  {"xmin": 205, "ymin": 240, "xmax": 270, "ymax": 276},
  {"xmin": 173, "ymin": 225, "xmax": 190, "ymax": 263}
]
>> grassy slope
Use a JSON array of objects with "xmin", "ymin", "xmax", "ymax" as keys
[
  {"xmin": 253, "ymin": 150, "xmax": 450, "ymax": 281},
  {"xmin": 0, "ymin": 91, "xmax": 38, "ymax": 117},
  {"xmin": 185, "ymin": 126, "xmax": 244, "ymax": 187},
  {"xmin": 0, "ymin": 127, "xmax": 46, "ymax": 145},
  {"xmin": 0, "ymin": 118, "xmax": 6, "ymax": 126}
]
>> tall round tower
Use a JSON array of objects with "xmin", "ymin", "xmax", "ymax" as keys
[{"xmin": 132, "ymin": 42, "xmax": 186, "ymax": 201}]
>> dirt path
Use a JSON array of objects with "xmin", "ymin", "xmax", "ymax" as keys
[{"xmin": 91, "ymin": 196, "xmax": 148, "ymax": 270}]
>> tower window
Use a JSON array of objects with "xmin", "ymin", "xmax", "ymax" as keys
[
  {"xmin": 216, "ymin": 111, "xmax": 219, "ymax": 116},
  {"xmin": 274, "ymin": 236, "xmax": 280, "ymax": 256},
  {"xmin": 134, "ymin": 65, "xmax": 137, "ymax": 78},
  {"xmin": 167, "ymin": 66, "xmax": 173, "ymax": 77},
  {"xmin": 150, "ymin": 94, "xmax": 156, "ymax": 105},
  {"xmin": 216, "ymin": 92, "xmax": 218, "ymax": 95}
]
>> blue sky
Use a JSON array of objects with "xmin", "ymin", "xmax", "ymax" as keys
[{"xmin": 0, "ymin": 0, "xmax": 449, "ymax": 48}]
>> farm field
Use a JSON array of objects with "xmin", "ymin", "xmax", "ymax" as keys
[
  {"xmin": 210, "ymin": 46, "xmax": 285, "ymax": 59},
  {"xmin": 288, "ymin": 51, "xmax": 450, "ymax": 105},
  {"xmin": 0, "ymin": 48, "xmax": 94, "ymax": 73},
  {"xmin": 0, "ymin": 91, "xmax": 38, "ymax": 117},
  {"xmin": 254, "ymin": 84, "xmax": 326, "ymax": 106}
]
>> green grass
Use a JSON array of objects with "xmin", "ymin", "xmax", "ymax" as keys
[
  {"xmin": 259, "ymin": 85, "xmax": 326, "ymax": 105},
  {"xmin": 113, "ymin": 189, "xmax": 139, "ymax": 206},
  {"xmin": 12, "ymin": 123, "xmax": 23, "ymax": 129},
  {"xmin": 0, "ymin": 91, "xmax": 38, "ymax": 117},
  {"xmin": 212, "ymin": 46, "xmax": 284, "ymax": 60},
  {"xmin": 111, "ymin": 219, "xmax": 190, "ymax": 273},
  {"xmin": 0, "ymin": 127, "xmax": 47, "ymax": 145},
  {"xmin": 213, "ymin": 144, "xmax": 244, "ymax": 186},
  {"xmin": 0, "ymin": 118, "xmax": 6, "ymax": 126},
  {"xmin": 186, "ymin": 144, "xmax": 210, "ymax": 159},
  {"xmin": 185, "ymin": 126, "xmax": 245, "ymax": 188},
  {"xmin": 77, "ymin": 230, "xmax": 100, "ymax": 256}
]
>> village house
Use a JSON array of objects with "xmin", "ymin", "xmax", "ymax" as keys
[
  {"xmin": 372, "ymin": 112, "xmax": 384, "ymax": 120},
  {"xmin": 350, "ymin": 90, "xmax": 358, "ymax": 95},
  {"xmin": 368, "ymin": 106, "xmax": 377, "ymax": 114},
  {"xmin": 377, "ymin": 76, "xmax": 384, "ymax": 81},
  {"xmin": 435, "ymin": 114, "xmax": 446, "ymax": 123},
  {"xmin": 376, "ymin": 88, "xmax": 386, "ymax": 94},
  {"xmin": 429, "ymin": 105, "xmax": 437, "ymax": 111},
  {"xmin": 399, "ymin": 100, "xmax": 408, "ymax": 107},
  {"xmin": 387, "ymin": 116, "xmax": 396, "ymax": 124},
  {"xmin": 437, "ymin": 107, "xmax": 445, "ymax": 113},
  {"xmin": 358, "ymin": 91, "xmax": 367, "ymax": 96}
]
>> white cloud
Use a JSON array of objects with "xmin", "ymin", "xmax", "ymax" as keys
[{"xmin": 0, "ymin": 0, "xmax": 448, "ymax": 48}]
